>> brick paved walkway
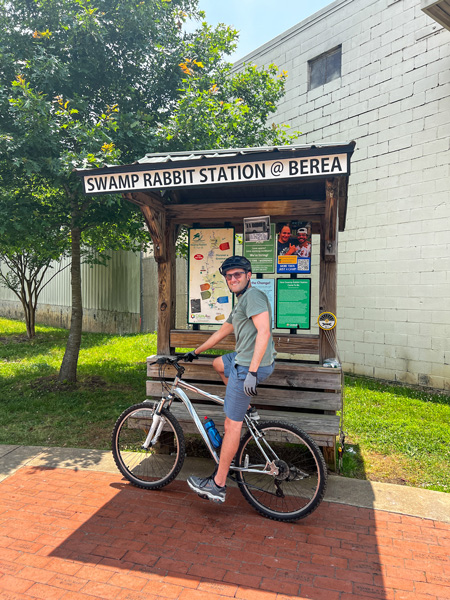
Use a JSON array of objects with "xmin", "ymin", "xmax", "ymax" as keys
[{"xmin": 0, "ymin": 467, "xmax": 449, "ymax": 600}]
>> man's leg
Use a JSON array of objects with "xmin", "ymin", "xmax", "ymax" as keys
[
  {"xmin": 214, "ymin": 417, "xmax": 243, "ymax": 487},
  {"xmin": 212, "ymin": 356, "xmax": 228, "ymax": 384},
  {"xmin": 187, "ymin": 353, "xmax": 248, "ymax": 503}
]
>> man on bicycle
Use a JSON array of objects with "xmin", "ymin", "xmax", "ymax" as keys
[{"xmin": 184, "ymin": 256, "xmax": 276, "ymax": 503}]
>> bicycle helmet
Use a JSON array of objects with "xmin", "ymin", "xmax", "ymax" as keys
[{"xmin": 219, "ymin": 255, "xmax": 252, "ymax": 276}]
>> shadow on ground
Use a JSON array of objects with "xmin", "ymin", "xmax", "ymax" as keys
[
  {"xmin": 0, "ymin": 464, "xmax": 410, "ymax": 599},
  {"xmin": 4, "ymin": 455, "xmax": 448, "ymax": 598}
]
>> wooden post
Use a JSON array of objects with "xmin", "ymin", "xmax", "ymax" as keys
[
  {"xmin": 319, "ymin": 178, "xmax": 339, "ymax": 362},
  {"xmin": 324, "ymin": 178, "xmax": 338, "ymax": 263},
  {"xmin": 123, "ymin": 192, "xmax": 176, "ymax": 355},
  {"xmin": 157, "ymin": 220, "xmax": 176, "ymax": 355},
  {"xmin": 320, "ymin": 179, "xmax": 341, "ymax": 468}
]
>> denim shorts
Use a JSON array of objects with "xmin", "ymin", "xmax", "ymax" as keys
[{"xmin": 222, "ymin": 352, "xmax": 275, "ymax": 422}]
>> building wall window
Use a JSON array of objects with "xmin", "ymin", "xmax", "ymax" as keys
[{"xmin": 308, "ymin": 46, "xmax": 342, "ymax": 90}]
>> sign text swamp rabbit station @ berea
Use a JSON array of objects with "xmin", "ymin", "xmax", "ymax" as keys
[{"xmin": 83, "ymin": 153, "xmax": 348, "ymax": 194}]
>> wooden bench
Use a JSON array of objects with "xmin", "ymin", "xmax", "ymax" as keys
[{"xmin": 146, "ymin": 354, "xmax": 342, "ymax": 468}]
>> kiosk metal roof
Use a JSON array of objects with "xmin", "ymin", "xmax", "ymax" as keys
[
  {"xmin": 136, "ymin": 142, "xmax": 355, "ymax": 165},
  {"xmin": 78, "ymin": 141, "xmax": 356, "ymax": 231}
]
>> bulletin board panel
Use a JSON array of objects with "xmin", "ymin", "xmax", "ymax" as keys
[
  {"xmin": 276, "ymin": 278, "xmax": 311, "ymax": 330},
  {"xmin": 188, "ymin": 227, "xmax": 235, "ymax": 325}
]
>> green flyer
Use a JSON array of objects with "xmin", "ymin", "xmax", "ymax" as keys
[
  {"xmin": 243, "ymin": 223, "xmax": 276, "ymax": 273},
  {"xmin": 276, "ymin": 279, "xmax": 311, "ymax": 329}
]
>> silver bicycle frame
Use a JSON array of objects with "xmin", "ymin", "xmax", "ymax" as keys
[
  {"xmin": 154, "ymin": 372, "xmax": 278, "ymax": 475},
  {"xmin": 173, "ymin": 379, "xmax": 223, "ymax": 463}
]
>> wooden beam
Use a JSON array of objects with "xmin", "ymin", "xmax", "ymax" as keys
[
  {"xmin": 324, "ymin": 178, "xmax": 338, "ymax": 262},
  {"xmin": 319, "ymin": 215, "xmax": 338, "ymax": 362},
  {"xmin": 123, "ymin": 191, "xmax": 165, "ymax": 212},
  {"xmin": 156, "ymin": 221, "xmax": 177, "ymax": 355},
  {"xmin": 169, "ymin": 329, "xmax": 320, "ymax": 354},
  {"xmin": 146, "ymin": 381, "xmax": 341, "ymax": 411},
  {"xmin": 123, "ymin": 192, "xmax": 167, "ymax": 262},
  {"xmin": 146, "ymin": 404, "xmax": 339, "ymax": 448},
  {"xmin": 148, "ymin": 356, "xmax": 342, "ymax": 390},
  {"xmin": 142, "ymin": 204, "xmax": 168, "ymax": 263},
  {"xmin": 166, "ymin": 199, "xmax": 325, "ymax": 224},
  {"xmin": 338, "ymin": 177, "xmax": 348, "ymax": 232}
]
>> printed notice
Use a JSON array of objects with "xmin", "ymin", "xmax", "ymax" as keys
[
  {"xmin": 244, "ymin": 223, "xmax": 276, "ymax": 273},
  {"xmin": 276, "ymin": 279, "xmax": 311, "ymax": 329},
  {"xmin": 250, "ymin": 278, "xmax": 275, "ymax": 328}
]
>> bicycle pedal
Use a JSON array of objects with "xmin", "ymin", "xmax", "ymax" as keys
[{"xmin": 198, "ymin": 493, "xmax": 209, "ymax": 500}]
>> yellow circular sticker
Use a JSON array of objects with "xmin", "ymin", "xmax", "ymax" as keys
[{"xmin": 318, "ymin": 312, "xmax": 337, "ymax": 330}]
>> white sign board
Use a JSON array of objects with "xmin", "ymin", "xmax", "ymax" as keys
[{"xmin": 82, "ymin": 154, "xmax": 348, "ymax": 194}]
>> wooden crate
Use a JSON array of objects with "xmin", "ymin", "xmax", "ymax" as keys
[{"xmin": 146, "ymin": 355, "xmax": 342, "ymax": 468}]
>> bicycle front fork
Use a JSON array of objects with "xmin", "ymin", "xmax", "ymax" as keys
[{"xmin": 141, "ymin": 413, "xmax": 167, "ymax": 449}]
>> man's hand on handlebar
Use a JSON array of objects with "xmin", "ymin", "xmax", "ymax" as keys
[{"xmin": 182, "ymin": 350, "xmax": 198, "ymax": 362}]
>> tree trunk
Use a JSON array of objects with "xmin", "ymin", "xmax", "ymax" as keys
[
  {"xmin": 19, "ymin": 295, "xmax": 35, "ymax": 338},
  {"xmin": 58, "ymin": 226, "xmax": 82, "ymax": 383}
]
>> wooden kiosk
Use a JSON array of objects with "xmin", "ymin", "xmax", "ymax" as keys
[{"xmin": 79, "ymin": 142, "xmax": 355, "ymax": 467}]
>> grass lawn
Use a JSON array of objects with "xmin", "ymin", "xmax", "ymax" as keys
[
  {"xmin": 1, "ymin": 317, "xmax": 449, "ymax": 492},
  {"xmin": 0, "ymin": 318, "xmax": 153, "ymax": 450},
  {"xmin": 342, "ymin": 376, "xmax": 450, "ymax": 492}
]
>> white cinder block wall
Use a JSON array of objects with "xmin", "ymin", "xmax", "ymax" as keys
[{"xmin": 234, "ymin": 0, "xmax": 450, "ymax": 389}]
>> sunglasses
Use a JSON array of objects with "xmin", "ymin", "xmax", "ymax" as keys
[{"xmin": 225, "ymin": 271, "xmax": 246, "ymax": 281}]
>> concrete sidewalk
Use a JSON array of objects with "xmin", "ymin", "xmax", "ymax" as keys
[{"xmin": 1, "ymin": 444, "xmax": 449, "ymax": 524}]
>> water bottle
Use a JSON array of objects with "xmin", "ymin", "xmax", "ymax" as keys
[{"xmin": 204, "ymin": 416, "xmax": 222, "ymax": 449}]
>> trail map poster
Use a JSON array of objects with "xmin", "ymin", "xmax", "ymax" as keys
[
  {"xmin": 188, "ymin": 228, "xmax": 234, "ymax": 325},
  {"xmin": 276, "ymin": 279, "xmax": 311, "ymax": 329}
]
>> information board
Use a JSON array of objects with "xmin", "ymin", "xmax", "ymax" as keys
[
  {"xmin": 276, "ymin": 279, "xmax": 311, "ymax": 329},
  {"xmin": 250, "ymin": 279, "xmax": 275, "ymax": 328},
  {"xmin": 276, "ymin": 221, "xmax": 312, "ymax": 274},
  {"xmin": 243, "ymin": 223, "xmax": 276, "ymax": 273},
  {"xmin": 188, "ymin": 228, "xmax": 234, "ymax": 325}
]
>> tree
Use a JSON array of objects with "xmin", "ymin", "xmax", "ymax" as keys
[
  {"xmin": 159, "ymin": 55, "xmax": 294, "ymax": 150},
  {"xmin": 1, "ymin": 76, "xmax": 149, "ymax": 379},
  {"xmin": 0, "ymin": 0, "xmax": 296, "ymax": 382},
  {"xmin": 0, "ymin": 181, "xmax": 69, "ymax": 338}
]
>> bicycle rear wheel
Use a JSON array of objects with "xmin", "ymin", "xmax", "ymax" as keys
[
  {"xmin": 235, "ymin": 421, "xmax": 327, "ymax": 522},
  {"xmin": 112, "ymin": 402, "xmax": 185, "ymax": 490}
]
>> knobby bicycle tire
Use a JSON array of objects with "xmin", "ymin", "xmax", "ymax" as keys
[
  {"xmin": 112, "ymin": 402, "xmax": 186, "ymax": 490},
  {"xmin": 235, "ymin": 420, "xmax": 327, "ymax": 522}
]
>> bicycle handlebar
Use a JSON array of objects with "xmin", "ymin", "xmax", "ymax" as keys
[
  {"xmin": 148, "ymin": 356, "xmax": 182, "ymax": 366},
  {"xmin": 148, "ymin": 355, "xmax": 189, "ymax": 376}
]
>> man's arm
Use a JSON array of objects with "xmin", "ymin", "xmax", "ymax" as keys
[
  {"xmin": 248, "ymin": 310, "xmax": 271, "ymax": 372},
  {"xmin": 193, "ymin": 321, "xmax": 234, "ymax": 355}
]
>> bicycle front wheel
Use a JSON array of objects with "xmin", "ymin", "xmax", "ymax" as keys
[
  {"xmin": 235, "ymin": 421, "xmax": 327, "ymax": 522},
  {"xmin": 112, "ymin": 402, "xmax": 185, "ymax": 490}
]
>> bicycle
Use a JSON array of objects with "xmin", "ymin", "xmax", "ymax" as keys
[{"xmin": 112, "ymin": 355, "xmax": 327, "ymax": 522}]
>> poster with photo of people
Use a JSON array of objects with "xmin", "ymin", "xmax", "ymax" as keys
[{"xmin": 276, "ymin": 221, "xmax": 312, "ymax": 274}]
